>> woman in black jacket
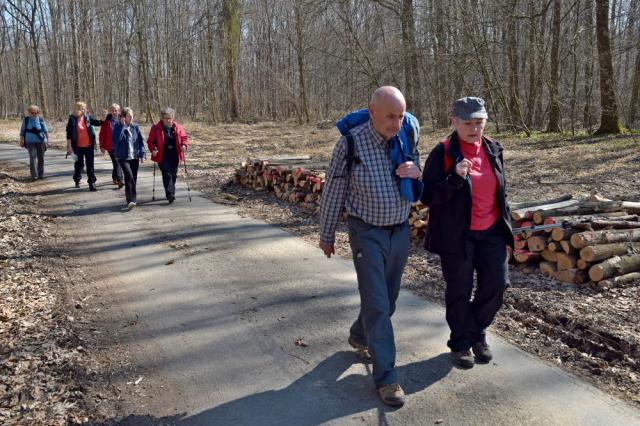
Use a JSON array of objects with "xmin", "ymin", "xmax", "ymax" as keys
[
  {"xmin": 421, "ymin": 97, "xmax": 513, "ymax": 369},
  {"xmin": 66, "ymin": 101, "xmax": 103, "ymax": 191}
]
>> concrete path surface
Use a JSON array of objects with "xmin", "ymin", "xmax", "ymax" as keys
[{"xmin": 1, "ymin": 144, "xmax": 639, "ymax": 426}]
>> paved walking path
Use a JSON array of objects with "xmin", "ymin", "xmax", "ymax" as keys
[{"xmin": 1, "ymin": 144, "xmax": 638, "ymax": 426}]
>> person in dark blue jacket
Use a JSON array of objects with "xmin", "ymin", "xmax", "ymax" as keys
[
  {"xmin": 112, "ymin": 107, "xmax": 146, "ymax": 209},
  {"xmin": 19, "ymin": 105, "xmax": 50, "ymax": 180}
]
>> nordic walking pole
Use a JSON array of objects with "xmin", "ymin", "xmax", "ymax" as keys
[
  {"xmin": 182, "ymin": 145, "xmax": 192, "ymax": 202},
  {"xmin": 152, "ymin": 160, "xmax": 156, "ymax": 201}
]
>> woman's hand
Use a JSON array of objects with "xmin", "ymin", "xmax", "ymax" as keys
[{"xmin": 455, "ymin": 159, "xmax": 472, "ymax": 177}]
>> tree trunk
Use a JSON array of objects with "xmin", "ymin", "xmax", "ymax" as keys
[
  {"xmin": 506, "ymin": 0, "xmax": 529, "ymax": 134},
  {"xmin": 223, "ymin": 0, "xmax": 242, "ymax": 121},
  {"xmin": 546, "ymin": 0, "xmax": 562, "ymax": 132},
  {"xmin": 589, "ymin": 253, "xmax": 640, "ymax": 281},
  {"xmin": 579, "ymin": 242, "xmax": 640, "ymax": 262},
  {"xmin": 556, "ymin": 252, "xmax": 578, "ymax": 270},
  {"xmin": 68, "ymin": 0, "xmax": 80, "ymax": 102},
  {"xmin": 583, "ymin": 0, "xmax": 595, "ymax": 131},
  {"xmin": 594, "ymin": 0, "xmax": 624, "ymax": 134},
  {"xmin": 628, "ymin": 14, "xmax": 640, "ymax": 128},
  {"xmin": 294, "ymin": 0, "xmax": 309, "ymax": 123},
  {"xmin": 571, "ymin": 228, "xmax": 640, "ymax": 249},
  {"xmin": 400, "ymin": 0, "xmax": 421, "ymax": 121},
  {"xmin": 596, "ymin": 272, "xmax": 640, "ymax": 289}
]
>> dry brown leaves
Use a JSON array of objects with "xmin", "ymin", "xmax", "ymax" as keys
[{"xmin": 0, "ymin": 168, "xmax": 92, "ymax": 425}]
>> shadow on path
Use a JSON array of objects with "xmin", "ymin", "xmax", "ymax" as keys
[{"xmin": 109, "ymin": 351, "xmax": 452, "ymax": 425}]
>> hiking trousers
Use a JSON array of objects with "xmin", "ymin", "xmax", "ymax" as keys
[
  {"xmin": 117, "ymin": 159, "xmax": 140, "ymax": 204},
  {"xmin": 26, "ymin": 143, "xmax": 45, "ymax": 179},
  {"xmin": 73, "ymin": 146, "xmax": 96, "ymax": 184},
  {"xmin": 347, "ymin": 216, "xmax": 410, "ymax": 387},
  {"xmin": 440, "ymin": 221, "xmax": 509, "ymax": 352}
]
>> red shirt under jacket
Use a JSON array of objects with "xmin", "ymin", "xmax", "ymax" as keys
[{"xmin": 460, "ymin": 139, "xmax": 500, "ymax": 231}]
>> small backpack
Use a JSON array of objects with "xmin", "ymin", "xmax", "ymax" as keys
[
  {"xmin": 23, "ymin": 116, "xmax": 45, "ymax": 141},
  {"xmin": 335, "ymin": 109, "xmax": 420, "ymax": 174}
]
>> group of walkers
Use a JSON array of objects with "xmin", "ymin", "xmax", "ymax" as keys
[
  {"xmin": 21, "ymin": 87, "xmax": 512, "ymax": 409},
  {"xmin": 19, "ymin": 102, "xmax": 189, "ymax": 209},
  {"xmin": 320, "ymin": 86, "xmax": 513, "ymax": 407}
]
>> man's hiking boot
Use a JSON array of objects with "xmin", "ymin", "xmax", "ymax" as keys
[
  {"xmin": 451, "ymin": 349, "xmax": 474, "ymax": 369},
  {"xmin": 348, "ymin": 336, "xmax": 372, "ymax": 363},
  {"xmin": 472, "ymin": 341, "xmax": 493, "ymax": 363},
  {"xmin": 377, "ymin": 383, "xmax": 405, "ymax": 407}
]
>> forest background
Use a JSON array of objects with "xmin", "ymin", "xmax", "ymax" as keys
[{"xmin": 1, "ymin": 0, "xmax": 639, "ymax": 135}]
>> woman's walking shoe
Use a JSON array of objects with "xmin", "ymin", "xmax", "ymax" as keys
[
  {"xmin": 127, "ymin": 202, "xmax": 136, "ymax": 210},
  {"xmin": 348, "ymin": 336, "xmax": 372, "ymax": 363},
  {"xmin": 472, "ymin": 341, "xmax": 493, "ymax": 363},
  {"xmin": 89, "ymin": 182, "xmax": 97, "ymax": 191},
  {"xmin": 377, "ymin": 383, "xmax": 405, "ymax": 407},
  {"xmin": 451, "ymin": 349, "xmax": 474, "ymax": 369},
  {"xmin": 118, "ymin": 181, "xmax": 124, "ymax": 189},
  {"xmin": 75, "ymin": 181, "xmax": 80, "ymax": 188}
]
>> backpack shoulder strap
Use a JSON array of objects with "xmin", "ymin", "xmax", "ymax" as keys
[
  {"xmin": 344, "ymin": 132, "xmax": 361, "ymax": 174},
  {"xmin": 441, "ymin": 138, "xmax": 452, "ymax": 172}
]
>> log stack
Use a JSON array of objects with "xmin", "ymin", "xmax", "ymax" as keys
[
  {"xmin": 238, "ymin": 159, "xmax": 640, "ymax": 289},
  {"xmin": 510, "ymin": 193, "xmax": 640, "ymax": 289},
  {"xmin": 236, "ymin": 156, "xmax": 327, "ymax": 212},
  {"xmin": 236, "ymin": 156, "xmax": 430, "ymax": 240}
]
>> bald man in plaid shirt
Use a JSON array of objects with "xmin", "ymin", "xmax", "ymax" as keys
[{"xmin": 319, "ymin": 86, "xmax": 421, "ymax": 407}]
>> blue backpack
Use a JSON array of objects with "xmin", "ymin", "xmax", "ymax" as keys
[{"xmin": 335, "ymin": 109, "xmax": 423, "ymax": 202}]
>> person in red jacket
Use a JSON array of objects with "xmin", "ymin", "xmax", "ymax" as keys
[
  {"xmin": 99, "ymin": 103, "xmax": 124, "ymax": 188},
  {"xmin": 147, "ymin": 107, "xmax": 189, "ymax": 203}
]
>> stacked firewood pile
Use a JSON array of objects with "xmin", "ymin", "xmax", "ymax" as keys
[
  {"xmin": 236, "ymin": 156, "xmax": 326, "ymax": 211},
  {"xmin": 236, "ymin": 158, "xmax": 640, "ymax": 290},
  {"xmin": 510, "ymin": 194, "xmax": 640, "ymax": 289},
  {"xmin": 235, "ymin": 156, "xmax": 430, "ymax": 239}
]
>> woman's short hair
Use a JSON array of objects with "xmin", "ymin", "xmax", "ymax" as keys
[
  {"xmin": 27, "ymin": 105, "xmax": 39, "ymax": 114},
  {"xmin": 110, "ymin": 103, "xmax": 121, "ymax": 111},
  {"xmin": 75, "ymin": 101, "xmax": 87, "ymax": 111},
  {"xmin": 161, "ymin": 107, "xmax": 175, "ymax": 118},
  {"xmin": 121, "ymin": 107, "xmax": 133, "ymax": 117}
]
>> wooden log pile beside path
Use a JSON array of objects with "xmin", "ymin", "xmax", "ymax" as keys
[
  {"xmin": 510, "ymin": 193, "xmax": 640, "ymax": 290},
  {"xmin": 237, "ymin": 159, "xmax": 640, "ymax": 290}
]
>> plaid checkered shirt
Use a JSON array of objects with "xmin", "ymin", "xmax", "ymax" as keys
[{"xmin": 319, "ymin": 121, "xmax": 412, "ymax": 245}]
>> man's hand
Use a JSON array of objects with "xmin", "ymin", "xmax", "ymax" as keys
[
  {"xmin": 455, "ymin": 159, "xmax": 472, "ymax": 177},
  {"xmin": 395, "ymin": 161, "xmax": 421, "ymax": 179},
  {"xmin": 319, "ymin": 242, "xmax": 335, "ymax": 258}
]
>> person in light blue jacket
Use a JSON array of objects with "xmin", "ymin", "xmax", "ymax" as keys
[
  {"xmin": 112, "ymin": 107, "xmax": 146, "ymax": 209},
  {"xmin": 19, "ymin": 105, "xmax": 50, "ymax": 180}
]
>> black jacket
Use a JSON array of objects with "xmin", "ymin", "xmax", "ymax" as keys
[
  {"xmin": 66, "ymin": 114, "xmax": 102, "ymax": 152},
  {"xmin": 420, "ymin": 131, "xmax": 513, "ymax": 255}
]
